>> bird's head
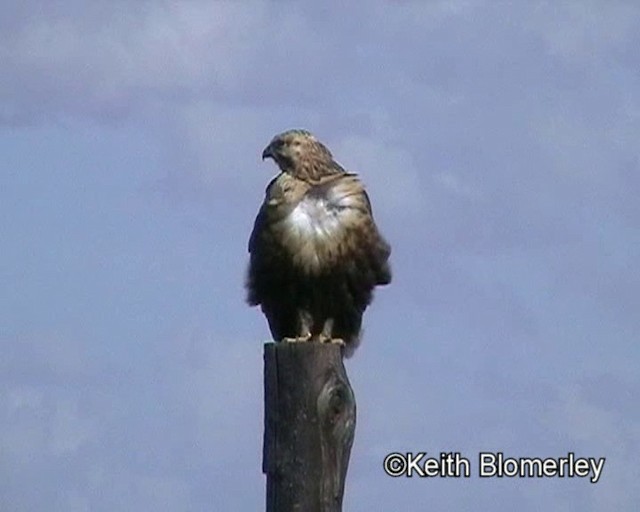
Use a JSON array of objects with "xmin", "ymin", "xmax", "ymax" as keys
[{"xmin": 262, "ymin": 129, "xmax": 334, "ymax": 175}]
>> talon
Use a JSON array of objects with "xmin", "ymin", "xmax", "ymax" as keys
[
  {"xmin": 282, "ymin": 333, "xmax": 312, "ymax": 343},
  {"xmin": 318, "ymin": 335, "xmax": 344, "ymax": 346}
]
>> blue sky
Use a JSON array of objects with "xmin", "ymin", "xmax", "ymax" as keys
[{"xmin": 1, "ymin": 1, "xmax": 639, "ymax": 510}]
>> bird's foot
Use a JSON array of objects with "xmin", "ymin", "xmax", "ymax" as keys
[
  {"xmin": 318, "ymin": 334, "xmax": 345, "ymax": 347},
  {"xmin": 282, "ymin": 333, "xmax": 312, "ymax": 344}
]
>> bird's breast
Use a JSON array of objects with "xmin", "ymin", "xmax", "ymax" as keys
[
  {"xmin": 279, "ymin": 192, "xmax": 358, "ymax": 273},
  {"xmin": 287, "ymin": 197, "xmax": 342, "ymax": 238}
]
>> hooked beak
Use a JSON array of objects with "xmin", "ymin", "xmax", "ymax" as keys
[{"xmin": 261, "ymin": 144, "xmax": 273, "ymax": 160}]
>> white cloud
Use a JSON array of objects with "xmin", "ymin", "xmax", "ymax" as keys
[
  {"xmin": 50, "ymin": 398, "xmax": 97, "ymax": 456},
  {"xmin": 334, "ymin": 134, "xmax": 425, "ymax": 217},
  {"xmin": 433, "ymin": 171, "xmax": 482, "ymax": 199},
  {"xmin": 0, "ymin": 326, "xmax": 263, "ymax": 510},
  {"xmin": 0, "ymin": 1, "xmax": 270, "ymax": 123},
  {"xmin": 527, "ymin": 1, "xmax": 640, "ymax": 62},
  {"xmin": 541, "ymin": 379, "xmax": 640, "ymax": 510},
  {"xmin": 2, "ymin": 2, "xmax": 640, "ymax": 510}
]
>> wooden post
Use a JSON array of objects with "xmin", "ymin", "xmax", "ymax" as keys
[{"xmin": 263, "ymin": 342, "xmax": 356, "ymax": 512}]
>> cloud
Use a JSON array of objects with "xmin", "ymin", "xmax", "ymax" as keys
[
  {"xmin": 0, "ymin": 327, "xmax": 263, "ymax": 511},
  {"xmin": 526, "ymin": 1, "xmax": 640, "ymax": 63},
  {"xmin": 2, "ymin": 1, "xmax": 640, "ymax": 510},
  {"xmin": 0, "ymin": 1, "xmax": 270, "ymax": 124},
  {"xmin": 541, "ymin": 377, "xmax": 640, "ymax": 510},
  {"xmin": 333, "ymin": 133, "xmax": 425, "ymax": 217}
]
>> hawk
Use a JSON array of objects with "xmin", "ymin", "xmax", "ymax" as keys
[{"xmin": 246, "ymin": 129, "xmax": 391, "ymax": 357}]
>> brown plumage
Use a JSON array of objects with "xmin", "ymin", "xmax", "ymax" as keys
[{"xmin": 246, "ymin": 129, "xmax": 391, "ymax": 357}]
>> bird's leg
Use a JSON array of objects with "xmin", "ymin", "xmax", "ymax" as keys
[
  {"xmin": 317, "ymin": 318, "xmax": 333, "ymax": 343},
  {"xmin": 282, "ymin": 310, "xmax": 313, "ymax": 343},
  {"xmin": 318, "ymin": 318, "xmax": 345, "ymax": 347}
]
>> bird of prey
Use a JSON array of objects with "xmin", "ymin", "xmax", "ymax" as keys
[{"xmin": 246, "ymin": 129, "xmax": 391, "ymax": 357}]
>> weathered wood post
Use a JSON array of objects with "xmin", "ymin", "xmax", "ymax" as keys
[{"xmin": 263, "ymin": 342, "xmax": 356, "ymax": 512}]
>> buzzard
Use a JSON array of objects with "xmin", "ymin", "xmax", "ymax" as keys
[{"xmin": 246, "ymin": 129, "xmax": 391, "ymax": 357}]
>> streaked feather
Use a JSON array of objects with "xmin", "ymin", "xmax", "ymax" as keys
[{"xmin": 247, "ymin": 130, "xmax": 391, "ymax": 356}]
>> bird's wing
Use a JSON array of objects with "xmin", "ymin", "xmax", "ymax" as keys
[
  {"xmin": 325, "ymin": 173, "xmax": 392, "ymax": 286},
  {"xmin": 246, "ymin": 173, "xmax": 309, "ymax": 316},
  {"xmin": 248, "ymin": 173, "xmax": 308, "ymax": 253},
  {"xmin": 248, "ymin": 177, "xmax": 276, "ymax": 255}
]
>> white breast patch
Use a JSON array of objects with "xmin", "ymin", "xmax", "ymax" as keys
[
  {"xmin": 280, "ymin": 182, "xmax": 363, "ymax": 271},
  {"xmin": 287, "ymin": 197, "xmax": 342, "ymax": 239}
]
